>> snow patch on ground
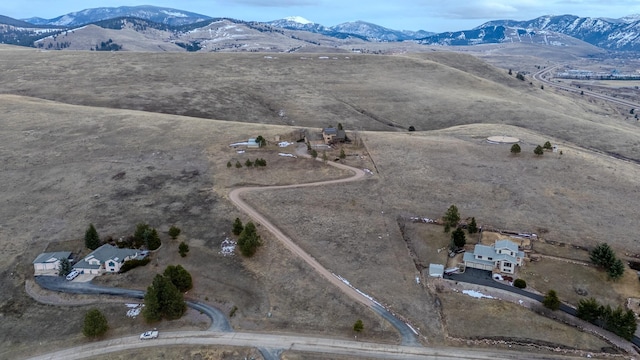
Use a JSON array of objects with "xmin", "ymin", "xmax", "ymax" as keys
[
  {"xmin": 278, "ymin": 153, "xmax": 296, "ymax": 158},
  {"xmin": 220, "ymin": 238, "xmax": 236, "ymax": 256},
  {"xmin": 126, "ymin": 303, "xmax": 143, "ymax": 318},
  {"xmin": 278, "ymin": 141, "xmax": 293, "ymax": 147},
  {"xmin": 462, "ymin": 290, "xmax": 495, "ymax": 299}
]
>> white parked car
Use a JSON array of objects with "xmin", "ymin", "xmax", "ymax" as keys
[
  {"xmin": 65, "ymin": 270, "xmax": 79, "ymax": 281},
  {"xmin": 140, "ymin": 329, "xmax": 158, "ymax": 340}
]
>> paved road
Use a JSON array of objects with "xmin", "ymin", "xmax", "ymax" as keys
[
  {"xmin": 26, "ymin": 330, "xmax": 590, "ymax": 360},
  {"xmin": 34, "ymin": 276, "xmax": 232, "ymax": 332},
  {"xmin": 228, "ymin": 155, "xmax": 420, "ymax": 346},
  {"xmin": 533, "ymin": 66, "xmax": 640, "ymax": 110}
]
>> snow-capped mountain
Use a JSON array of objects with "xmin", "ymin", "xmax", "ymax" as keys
[
  {"xmin": 478, "ymin": 15, "xmax": 640, "ymax": 51},
  {"xmin": 267, "ymin": 17, "xmax": 433, "ymax": 41},
  {"xmin": 23, "ymin": 5, "xmax": 211, "ymax": 27}
]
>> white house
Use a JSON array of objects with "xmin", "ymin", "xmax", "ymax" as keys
[
  {"xmin": 73, "ymin": 244, "xmax": 141, "ymax": 275},
  {"xmin": 32, "ymin": 251, "xmax": 72, "ymax": 275},
  {"xmin": 463, "ymin": 239, "xmax": 525, "ymax": 274}
]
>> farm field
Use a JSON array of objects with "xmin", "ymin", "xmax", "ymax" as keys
[{"xmin": 1, "ymin": 45, "xmax": 639, "ymax": 358}]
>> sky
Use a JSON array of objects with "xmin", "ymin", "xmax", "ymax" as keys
[{"xmin": 3, "ymin": 1, "xmax": 640, "ymax": 32}]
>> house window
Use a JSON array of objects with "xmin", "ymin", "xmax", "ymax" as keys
[
  {"xmin": 477, "ymin": 255, "xmax": 482, "ymax": 259},
  {"xmin": 503, "ymin": 262, "xmax": 512, "ymax": 267},
  {"xmin": 488, "ymin": 257, "xmax": 493, "ymax": 261}
]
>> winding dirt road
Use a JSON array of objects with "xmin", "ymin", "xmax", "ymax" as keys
[{"xmin": 229, "ymin": 153, "xmax": 420, "ymax": 346}]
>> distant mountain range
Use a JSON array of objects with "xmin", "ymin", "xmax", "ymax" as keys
[{"xmin": 0, "ymin": 6, "xmax": 639, "ymax": 52}]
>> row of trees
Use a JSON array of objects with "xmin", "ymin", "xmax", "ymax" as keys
[
  {"xmin": 577, "ymin": 298, "xmax": 637, "ymax": 340},
  {"xmin": 227, "ymin": 158, "xmax": 268, "ymax": 168},
  {"xmin": 510, "ymin": 141, "xmax": 554, "ymax": 156},
  {"xmin": 84, "ymin": 223, "xmax": 163, "ymax": 251},
  {"xmin": 443, "ymin": 205, "xmax": 478, "ymax": 250}
]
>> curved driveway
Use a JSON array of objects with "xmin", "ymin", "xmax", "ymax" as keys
[
  {"xmin": 35, "ymin": 276, "xmax": 232, "ymax": 332},
  {"xmin": 229, "ymin": 156, "xmax": 420, "ymax": 346}
]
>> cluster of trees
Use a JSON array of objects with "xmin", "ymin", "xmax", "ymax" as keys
[
  {"xmin": 133, "ymin": 223, "xmax": 162, "ymax": 250},
  {"xmin": 577, "ymin": 298, "xmax": 637, "ymax": 340},
  {"xmin": 143, "ymin": 265, "xmax": 192, "ymax": 322},
  {"xmin": 443, "ymin": 205, "xmax": 478, "ymax": 250},
  {"xmin": 590, "ymin": 243, "xmax": 625, "ymax": 280},
  {"xmin": 510, "ymin": 141, "xmax": 554, "ymax": 156},
  {"xmin": 227, "ymin": 158, "xmax": 267, "ymax": 168},
  {"xmin": 232, "ymin": 218, "xmax": 262, "ymax": 257},
  {"xmin": 94, "ymin": 39, "xmax": 122, "ymax": 51}
]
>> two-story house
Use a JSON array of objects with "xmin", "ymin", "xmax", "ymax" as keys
[{"xmin": 463, "ymin": 239, "xmax": 525, "ymax": 274}]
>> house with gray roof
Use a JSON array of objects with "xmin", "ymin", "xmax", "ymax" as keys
[
  {"xmin": 322, "ymin": 127, "xmax": 346, "ymax": 144},
  {"xmin": 463, "ymin": 239, "xmax": 525, "ymax": 274},
  {"xmin": 33, "ymin": 251, "xmax": 72, "ymax": 275},
  {"xmin": 73, "ymin": 244, "xmax": 141, "ymax": 275}
]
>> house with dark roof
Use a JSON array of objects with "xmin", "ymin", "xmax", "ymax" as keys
[
  {"xmin": 322, "ymin": 127, "xmax": 346, "ymax": 144},
  {"xmin": 73, "ymin": 244, "xmax": 141, "ymax": 275},
  {"xmin": 32, "ymin": 251, "xmax": 72, "ymax": 275},
  {"xmin": 463, "ymin": 239, "xmax": 525, "ymax": 274}
]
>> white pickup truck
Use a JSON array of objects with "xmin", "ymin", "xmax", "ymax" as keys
[{"xmin": 140, "ymin": 329, "xmax": 158, "ymax": 340}]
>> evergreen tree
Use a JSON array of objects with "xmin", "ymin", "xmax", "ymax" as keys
[
  {"xmin": 542, "ymin": 290, "xmax": 561, "ymax": 311},
  {"xmin": 245, "ymin": 159, "xmax": 253, "ymax": 167},
  {"xmin": 322, "ymin": 151, "xmax": 328, "ymax": 164},
  {"xmin": 467, "ymin": 217, "xmax": 478, "ymax": 234},
  {"xmin": 510, "ymin": 143, "xmax": 521, "ymax": 154},
  {"xmin": 143, "ymin": 274, "xmax": 186, "ymax": 322},
  {"xmin": 168, "ymin": 225, "xmax": 181, "ymax": 240},
  {"xmin": 337, "ymin": 123, "xmax": 344, "ymax": 130},
  {"xmin": 607, "ymin": 258, "xmax": 625, "ymax": 280},
  {"xmin": 84, "ymin": 223, "xmax": 100, "ymax": 250},
  {"xmin": 178, "ymin": 241, "xmax": 189, "ymax": 257},
  {"xmin": 310, "ymin": 149, "xmax": 318, "ymax": 159},
  {"xmin": 339, "ymin": 148, "xmax": 346, "ymax": 160},
  {"xmin": 237, "ymin": 221, "xmax": 262, "ymax": 257},
  {"xmin": 235, "ymin": 161, "xmax": 242, "ymax": 168},
  {"xmin": 534, "ymin": 145, "xmax": 544, "ymax": 156},
  {"xmin": 227, "ymin": 161, "xmax": 232, "ymax": 168},
  {"xmin": 83, "ymin": 308, "xmax": 108, "ymax": 338},
  {"xmin": 255, "ymin": 135, "xmax": 266, "ymax": 147},
  {"xmin": 443, "ymin": 205, "xmax": 460, "ymax": 233},
  {"xmin": 353, "ymin": 319, "xmax": 364, "ymax": 332},
  {"xmin": 451, "ymin": 228, "xmax": 466, "ymax": 249},
  {"xmin": 232, "ymin": 217, "xmax": 244, "ymax": 236},
  {"xmin": 543, "ymin": 141, "xmax": 553, "ymax": 150},
  {"xmin": 577, "ymin": 298, "xmax": 601, "ymax": 323},
  {"xmin": 590, "ymin": 243, "xmax": 616, "ymax": 269},
  {"xmin": 163, "ymin": 264, "xmax": 193, "ymax": 292},
  {"xmin": 58, "ymin": 257, "xmax": 72, "ymax": 277},
  {"xmin": 513, "ymin": 279, "xmax": 526, "ymax": 289}
]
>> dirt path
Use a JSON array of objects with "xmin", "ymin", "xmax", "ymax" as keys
[{"xmin": 228, "ymin": 154, "xmax": 420, "ymax": 346}]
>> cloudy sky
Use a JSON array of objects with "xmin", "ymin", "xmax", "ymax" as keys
[{"xmin": 4, "ymin": 0, "xmax": 640, "ymax": 32}]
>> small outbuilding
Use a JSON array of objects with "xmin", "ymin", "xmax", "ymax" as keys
[{"xmin": 428, "ymin": 263, "xmax": 445, "ymax": 278}]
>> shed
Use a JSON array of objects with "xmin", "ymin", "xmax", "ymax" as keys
[
  {"xmin": 428, "ymin": 263, "xmax": 445, "ymax": 278},
  {"xmin": 247, "ymin": 138, "xmax": 260, "ymax": 148}
]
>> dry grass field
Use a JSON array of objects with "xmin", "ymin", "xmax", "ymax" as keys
[{"xmin": 1, "ymin": 44, "xmax": 640, "ymax": 357}]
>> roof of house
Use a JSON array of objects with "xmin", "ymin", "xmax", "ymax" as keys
[
  {"xmin": 73, "ymin": 259, "xmax": 101, "ymax": 270},
  {"xmin": 83, "ymin": 244, "xmax": 138, "ymax": 264},
  {"xmin": 429, "ymin": 263, "xmax": 444, "ymax": 275},
  {"xmin": 463, "ymin": 251, "xmax": 494, "ymax": 266},
  {"xmin": 471, "ymin": 244, "xmax": 497, "ymax": 258},
  {"xmin": 33, "ymin": 251, "xmax": 71, "ymax": 264},
  {"xmin": 495, "ymin": 239, "xmax": 519, "ymax": 252},
  {"xmin": 323, "ymin": 127, "xmax": 337, "ymax": 135}
]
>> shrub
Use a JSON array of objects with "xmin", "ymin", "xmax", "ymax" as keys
[
  {"xmin": 513, "ymin": 279, "xmax": 526, "ymax": 289},
  {"xmin": 119, "ymin": 257, "xmax": 151, "ymax": 273},
  {"xmin": 168, "ymin": 225, "xmax": 181, "ymax": 240}
]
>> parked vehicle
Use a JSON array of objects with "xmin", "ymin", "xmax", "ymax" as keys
[
  {"xmin": 65, "ymin": 270, "xmax": 79, "ymax": 281},
  {"xmin": 140, "ymin": 329, "xmax": 158, "ymax": 340}
]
